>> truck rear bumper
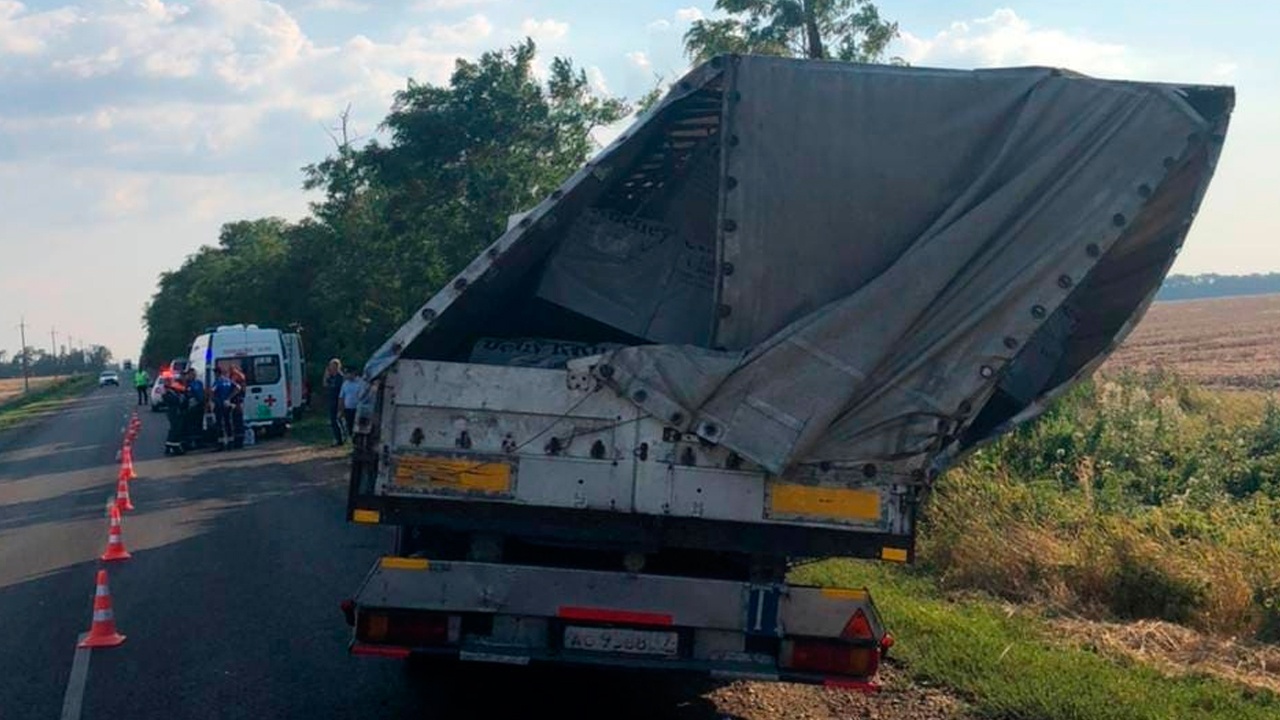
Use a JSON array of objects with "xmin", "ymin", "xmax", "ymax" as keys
[{"xmin": 347, "ymin": 557, "xmax": 890, "ymax": 687}]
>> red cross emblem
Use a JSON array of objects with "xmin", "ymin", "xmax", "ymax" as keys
[{"xmin": 263, "ymin": 395, "xmax": 277, "ymax": 407}]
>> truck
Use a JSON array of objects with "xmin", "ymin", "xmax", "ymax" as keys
[{"xmin": 340, "ymin": 55, "xmax": 1233, "ymax": 687}]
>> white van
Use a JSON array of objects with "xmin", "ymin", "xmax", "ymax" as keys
[{"xmin": 188, "ymin": 324, "xmax": 292, "ymax": 437}]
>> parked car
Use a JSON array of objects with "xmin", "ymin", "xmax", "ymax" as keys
[{"xmin": 98, "ymin": 371, "xmax": 119, "ymax": 387}]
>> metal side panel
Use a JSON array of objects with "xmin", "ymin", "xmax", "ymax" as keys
[
  {"xmin": 388, "ymin": 359, "xmax": 630, "ymax": 419},
  {"xmin": 356, "ymin": 557, "xmax": 885, "ymax": 643},
  {"xmin": 372, "ymin": 359, "xmax": 912, "ymax": 543}
]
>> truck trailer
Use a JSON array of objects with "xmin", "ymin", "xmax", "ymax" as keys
[{"xmin": 341, "ymin": 55, "xmax": 1233, "ymax": 687}]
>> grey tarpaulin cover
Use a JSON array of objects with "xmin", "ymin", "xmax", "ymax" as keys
[{"xmin": 367, "ymin": 55, "xmax": 1233, "ymax": 483}]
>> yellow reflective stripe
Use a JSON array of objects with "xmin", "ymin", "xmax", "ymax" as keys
[
  {"xmin": 352, "ymin": 509, "xmax": 380, "ymax": 524},
  {"xmin": 881, "ymin": 547, "xmax": 909, "ymax": 563},
  {"xmin": 380, "ymin": 557, "xmax": 429, "ymax": 571},
  {"xmin": 394, "ymin": 456, "xmax": 512, "ymax": 494},
  {"xmin": 768, "ymin": 483, "xmax": 880, "ymax": 521},
  {"xmin": 820, "ymin": 588, "xmax": 869, "ymax": 601}
]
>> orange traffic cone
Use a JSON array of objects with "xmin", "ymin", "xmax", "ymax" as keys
[
  {"xmin": 78, "ymin": 570, "xmax": 126, "ymax": 648},
  {"xmin": 115, "ymin": 469, "xmax": 135, "ymax": 512},
  {"xmin": 121, "ymin": 446, "xmax": 136, "ymax": 480},
  {"xmin": 100, "ymin": 505, "xmax": 131, "ymax": 562}
]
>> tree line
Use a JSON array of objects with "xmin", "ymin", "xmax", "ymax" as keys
[
  {"xmin": 0, "ymin": 346, "xmax": 113, "ymax": 379},
  {"xmin": 140, "ymin": 3, "xmax": 901, "ymax": 381}
]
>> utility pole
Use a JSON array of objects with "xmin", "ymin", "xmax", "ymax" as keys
[
  {"xmin": 17, "ymin": 316, "xmax": 30, "ymax": 393},
  {"xmin": 51, "ymin": 327, "xmax": 58, "ymax": 360}
]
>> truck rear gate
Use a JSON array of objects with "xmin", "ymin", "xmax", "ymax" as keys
[{"xmin": 347, "ymin": 556, "xmax": 889, "ymax": 688}]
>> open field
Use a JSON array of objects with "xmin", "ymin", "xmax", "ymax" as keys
[
  {"xmin": 1105, "ymin": 293, "xmax": 1280, "ymax": 389},
  {"xmin": 0, "ymin": 376, "xmax": 66, "ymax": 406}
]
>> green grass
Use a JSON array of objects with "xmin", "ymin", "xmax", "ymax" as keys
[
  {"xmin": 794, "ymin": 559, "xmax": 1280, "ymax": 720},
  {"xmin": 0, "ymin": 375, "xmax": 96, "ymax": 432}
]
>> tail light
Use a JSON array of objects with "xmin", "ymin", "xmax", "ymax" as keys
[
  {"xmin": 355, "ymin": 609, "xmax": 457, "ymax": 648},
  {"xmin": 781, "ymin": 608, "xmax": 882, "ymax": 678},
  {"xmin": 782, "ymin": 640, "xmax": 880, "ymax": 678}
]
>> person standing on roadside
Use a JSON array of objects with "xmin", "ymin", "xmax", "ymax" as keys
[
  {"xmin": 211, "ymin": 366, "xmax": 235, "ymax": 451},
  {"xmin": 339, "ymin": 367, "xmax": 365, "ymax": 442},
  {"xmin": 324, "ymin": 358, "xmax": 345, "ymax": 446},
  {"xmin": 134, "ymin": 367, "xmax": 151, "ymax": 406}
]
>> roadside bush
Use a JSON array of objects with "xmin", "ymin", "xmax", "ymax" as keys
[{"xmin": 920, "ymin": 372, "xmax": 1280, "ymax": 641}]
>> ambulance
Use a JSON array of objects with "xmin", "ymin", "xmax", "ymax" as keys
[{"xmin": 187, "ymin": 324, "xmax": 300, "ymax": 437}]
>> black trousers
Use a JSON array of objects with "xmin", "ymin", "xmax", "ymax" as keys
[
  {"xmin": 329, "ymin": 402, "xmax": 344, "ymax": 444},
  {"xmin": 136, "ymin": 386, "xmax": 149, "ymax": 404},
  {"xmin": 343, "ymin": 409, "xmax": 356, "ymax": 438}
]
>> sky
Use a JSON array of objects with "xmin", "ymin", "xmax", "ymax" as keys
[{"xmin": 1, "ymin": 1, "xmax": 1276, "ymax": 362}]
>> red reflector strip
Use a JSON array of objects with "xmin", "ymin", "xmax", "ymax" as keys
[
  {"xmin": 557, "ymin": 606, "xmax": 674, "ymax": 626},
  {"xmin": 824, "ymin": 678, "xmax": 881, "ymax": 693},
  {"xmin": 350, "ymin": 643, "xmax": 410, "ymax": 659}
]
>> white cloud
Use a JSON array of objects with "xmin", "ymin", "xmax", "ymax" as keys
[
  {"xmin": 897, "ymin": 8, "xmax": 1138, "ymax": 78},
  {"xmin": 520, "ymin": 17, "xmax": 568, "ymax": 43},
  {"xmin": 415, "ymin": 0, "xmax": 501, "ymax": 9},
  {"xmin": 0, "ymin": 1, "xmax": 79, "ymax": 55},
  {"xmin": 586, "ymin": 65, "xmax": 608, "ymax": 94},
  {"xmin": 675, "ymin": 7, "xmax": 705, "ymax": 23},
  {"xmin": 1212, "ymin": 61, "xmax": 1239, "ymax": 78},
  {"xmin": 626, "ymin": 51, "xmax": 651, "ymax": 71},
  {"xmin": 304, "ymin": 0, "xmax": 371, "ymax": 12},
  {"xmin": 646, "ymin": 19, "xmax": 671, "ymax": 32}
]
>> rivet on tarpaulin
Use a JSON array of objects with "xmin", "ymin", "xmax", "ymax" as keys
[
  {"xmin": 669, "ymin": 412, "xmax": 684, "ymax": 424},
  {"xmin": 1031, "ymin": 305, "xmax": 1047, "ymax": 320},
  {"xmin": 551, "ymin": 189, "xmax": 564, "ymax": 200},
  {"xmin": 702, "ymin": 423, "xmax": 719, "ymax": 437},
  {"xmin": 958, "ymin": 400, "xmax": 972, "ymax": 415},
  {"xmin": 728, "ymin": 135, "xmax": 740, "ymax": 147},
  {"xmin": 1058, "ymin": 275, "xmax": 1073, "ymax": 289},
  {"xmin": 721, "ymin": 262, "xmax": 735, "ymax": 276},
  {"xmin": 980, "ymin": 365, "xmax": 995, "ymax": 379},
  {"xmin": 518, "ymin": 216, "xmax": 532, "ymax": 228},
  {"xmin": 598, "ymin": 364, "xmax": 614, "ymax": 379},
  {"xmin": 1112, "ymin": 214, "xmax": 1127, "ymax": 227},
  {"xmin": 453, "ymin": 277, "xmax": 468, "ymax": 291},
  {"xmin": 730, "ymin": 91, "xmax": 742, "ymax": 102},
  {"xmin": 420, "ymin": 308, "xmax": 437, "ymax": 322},
  {"xmin": 1138, "ymin": 184, "xmax": 1153, "ymax": 198},
  {"xmin": 1003, "ymin": 337, "xmax": 1018, "ymax": 350},
  {"xmin": 717, "ymin": 304, "xmax": 732, "ymax": 318},
  {"xmin": 1162, "ymin": 156, "xmax": 1175, "ymax": 169},
  {"xmin": 722, "ymin": 219, "xmax": 738, "ymax": 232},
  {"xmin": 726, "ymin": 176, "xmax": 738, "ymax": 190},
  {"xmin": 632, "ymin": 389, "xmax": 648, "ymax": 403},
  {"xmin": 1086, "ymin": 243, "xmax": 1101, "ymax": 258}
]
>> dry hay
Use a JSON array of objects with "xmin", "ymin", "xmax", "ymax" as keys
[
  {"xmin": 0, "ymin": 376, "xmax": 62, "ymax": 406},
  {"xmin": 1051, "ymin": 616, "xmax": 1280, "ymax": 695},
  {"xmin": 1105, "ymin": 294, "xmax": 1280, "ymax": 390}
]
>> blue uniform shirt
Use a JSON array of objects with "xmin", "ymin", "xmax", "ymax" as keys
[
  {"xmin": 188, "ymin": 379, "xmax": 205, "ymax": 404},
  {"xmin": 212, "ymin": 377, "xmax": 234, "ymax": 405}
]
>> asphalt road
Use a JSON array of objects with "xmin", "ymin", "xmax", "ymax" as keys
[{"xmin": 0, "ymin": 385, "xmax": 735, "ymax": 720}]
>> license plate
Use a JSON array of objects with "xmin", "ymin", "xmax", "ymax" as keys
[{"xmin": 562, "ymin": 626, "xmax": 679, "ymax": 658}]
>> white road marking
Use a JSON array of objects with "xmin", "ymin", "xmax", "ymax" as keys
[{"xmin": 59, "ymin": 635, "xmax": 92, "ymax": 720}]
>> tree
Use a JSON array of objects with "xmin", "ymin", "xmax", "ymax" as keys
[
  {"xmin": 141, "ymin": 40, "xmax": 629, "ymax": 383},
  {"xmin": 684, "ymin": 0, "xmax": 901, "ymax": 64}
]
